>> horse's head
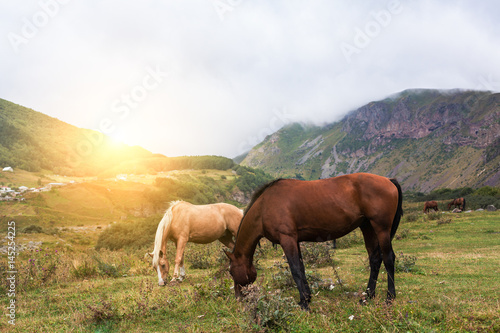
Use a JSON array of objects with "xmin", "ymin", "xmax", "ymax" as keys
[
  {"xmin": 225, "ymin": 251, "xmax": 257, "ymax": 298},
  {"xmin": 150, "ymin": 250, "xmax": 170, "ymax": 286}
]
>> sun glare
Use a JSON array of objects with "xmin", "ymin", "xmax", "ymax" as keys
[{"xmin": 107, "ymin": 129, "xmax": 142, "ymax": 148}]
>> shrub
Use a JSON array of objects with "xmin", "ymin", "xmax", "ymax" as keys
[
  {"xmin": 436, "ymin": 217, "xmax": 453, "ymax": 225},
  {"xmin": 241, "ymin": 284, "xmax": 299, "ymax": 331},
  {"xmin": 96, "ymin": 215, "xmax": 161, "ymax": 251},
  {"xmin": 426, "ymin": 212, "xmax": 441, "ymax": 221},
  {"xmin": 19, "ymin": 248, "xmax": 62, "ymax": 291},
  {"xmin": 395, "ymin": 228, "xmax": 411, "ymax": 240},
  {"xmin": 93, "ymin": 255, "xmax": 130, "ymax": 278},
  {"xmin": 395, "ymin": 252, "xmax": 417, "ymax": 273},
  {"xmin": 300, "ymin": 242, "xmax": 333, "ymax": 267},
  {"xmin": 404, "ymin": 213, "xmax": 419, "ymax": 223},
  {"xmin": 21, "ymin": 224, "xmax": 43, "ymax": 233},
  {"xmin": 71, "ymin": 259, "xmax": 98, "ymax": 279},
  {"xmin": 336, "ymin": 229, "xmax": 364, "ymax": 248},
  {"xmin": 86, "ymin": 298, "xmax": 117, "ymax": 324},
  {"xmin": 186, "ymin": 245, "xmax": 213, "ymax": 270}
]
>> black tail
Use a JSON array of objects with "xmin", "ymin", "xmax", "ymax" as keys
[{"xmin": 389, "ymin": 178, "xmax": 403, "ymax": 240}]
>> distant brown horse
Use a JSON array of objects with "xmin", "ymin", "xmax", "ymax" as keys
[
  {"xmin": 148, "ymin": 201, "xmax": 243, "ymax": 285},
  {"xmin": 226, "ymin": 173, "xmax": 403, "ymax": 310},
  {"xmin": 423, "ymin": 201, "xmax": 439, "ymax": 213},
  {"xmin": 448, "ymin": 197, "xmax": 466, "ymax": 211}
]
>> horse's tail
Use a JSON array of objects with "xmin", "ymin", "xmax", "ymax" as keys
[
  {"xmin": 389, "ymin": 178, "xmax": 403, "ymax": 240},
  {"xmin": 151, "ymin": 201, "xmax": 179, "ymax": 268},
  {"xmin": 462, "ymin": 197, "xmax": 466, "ymax": 211}
]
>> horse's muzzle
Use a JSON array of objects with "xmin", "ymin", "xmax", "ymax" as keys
[{"xmin": 234, "ymin": 284, "xmax": 243, "ymax": 298}]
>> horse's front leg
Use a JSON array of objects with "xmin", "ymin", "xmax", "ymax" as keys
[
  {"xmin": 172, "ymin": 238, "xmax": 188, "ymax": 282},
  {"xmin": 280, "ymin": 236, "xmax": 311, "ymax": 310}
]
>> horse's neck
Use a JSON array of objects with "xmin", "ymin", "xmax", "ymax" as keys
[{"xmin": 234, "ymin": 214, "xmax": 262, "ymax": 262}]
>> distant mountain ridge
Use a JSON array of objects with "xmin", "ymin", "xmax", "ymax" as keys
[{"xmin": 242, "ymin": 89, "xmax": 500, "ymax": 192}]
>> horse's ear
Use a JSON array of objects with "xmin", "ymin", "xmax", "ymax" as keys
[
  {"xmin": 148, "ymin": 252, "xmax": 153, "ymax": 258},
  {"xmin": 144, "ymin": 252, "xmax": 153, "ymax": 259}
]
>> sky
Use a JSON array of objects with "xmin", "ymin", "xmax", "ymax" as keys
[{"xmin": 1, "ymin": 0, "xmax": 500, "ymax": 157}]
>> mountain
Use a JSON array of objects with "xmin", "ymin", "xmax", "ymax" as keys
[
  {"xmin": 0, "ymin": 98, "xmax": 234, "ymax": 176},
  {"xmin": 241, "ymin": 89, "xmax": 500, "ymax": 192}
]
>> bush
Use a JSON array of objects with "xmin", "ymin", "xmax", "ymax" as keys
[
  {"xmin": 93, "ymin": 255, "xmax": 130, "ymax": 278},
  {"xmin": 395, "ymin": 252, "xmax": 417, "ymax": 273},
  {"xmin": 18, "ymin": 248, "xmax": 63, "ymax": 291},
  {"xmin": 336, "ymin": 229, "xmax": 364, "ymax": 248},
  {"xmin": 71, "ymin": 257, "xmax": 98, "ymax": 279},
  {"xmin": 186, "ymin": 245, "xmax": 213, "ymax": 270},
  {"xmin": 96, "ymin": 215, "xmax": 161, "ymax": 251},
  {"xmin": 21, "ymin": 224, "xmax": 43, "ymax": 233},
  {"xmin": 300, "ymin": 242, "xmax": 333, "ymax": 267},
  {"xmin": 241, "ymin": 285, "xmax": 299, "ymax": 331}
]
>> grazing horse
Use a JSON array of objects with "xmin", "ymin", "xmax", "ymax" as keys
[
  {"xmin": 148, "ymin": 201, "xmax": 243, "ymax": 285},
  {"xmin": 448, "ymin": 197, "xmax": 466, "ymax": 211},
  {"xmin": 423, "ymin": 201, "xmax": 439, "ymax": 213},
  {"xmin": 226, "ymin": 173, "xmax": 403, "ymax": 310}
]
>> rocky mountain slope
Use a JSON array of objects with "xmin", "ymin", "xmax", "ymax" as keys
[{"xmin": 242, "ymin": 89, "xmax": 500, "ymax": 192}]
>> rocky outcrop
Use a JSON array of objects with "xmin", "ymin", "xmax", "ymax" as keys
[
  {"xmin": 242, "ymin": 89, "xmax": 500, "ymax": 191},
  {"xmin": 342, "ymin": 90, "xmax": 500, "ymax": 149}
]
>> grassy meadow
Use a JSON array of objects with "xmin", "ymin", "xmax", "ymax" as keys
[{"xmin": 1, "ymin": 199, "xmax": 499, "ymax": 332}]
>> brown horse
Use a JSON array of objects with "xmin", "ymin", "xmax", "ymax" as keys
[
  {"xmin": 447, "ymin": 197, "xmax": 466, "ymax": 211},
  {"xmin": 423, "ymin": 201, "xmax": 439, "ymax": 213},
  {"xmin": 148, "ymin": 201, "xmax": 243, "ymax": 285},
  {"xmin": 226, "ymin": 173, "xmax": 403, "ymax": 310}
]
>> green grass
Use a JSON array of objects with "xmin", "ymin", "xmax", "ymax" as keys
[{"xmin": 1, "ymin": 209, "xmax": 499, "ymax": 332}]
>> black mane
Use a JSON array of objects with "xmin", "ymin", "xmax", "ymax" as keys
[
  {"xmin": 244, "ymin": 178, "xmax": 284, "ymax": 216},
  {"xmin": 233, "ymin": 178, "xmax": 284, "ymax": 242}
]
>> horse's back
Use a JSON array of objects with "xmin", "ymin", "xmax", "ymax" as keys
[
  {"xmin": 254, "ymin": 173, "xmax": 399, "ymax": 241},
  {"xmin": 170, "ymin": 201, "xmax": 241, "ymax": 242}
]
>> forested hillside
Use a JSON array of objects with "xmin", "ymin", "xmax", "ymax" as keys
[{"xmin": 0, "ymin": 99, "xmax": 235, "ymax": 177}]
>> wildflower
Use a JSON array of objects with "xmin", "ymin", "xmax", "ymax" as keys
[{"xmin": 349, "ymin": 315, "xmax": 354, "ymax": 321}]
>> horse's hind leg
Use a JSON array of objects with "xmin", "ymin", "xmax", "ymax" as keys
[
  {"xmin": 360, "ymin": 223, "xmax": 383, "ymax": 300},
  {"xmin": 377, "ymin": 231, "xmax": 396, "ymax": 302}
]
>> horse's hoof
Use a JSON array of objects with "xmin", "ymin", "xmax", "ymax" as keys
[
  {"xmin": 298, "ymin": 301, "xmax": 310, "ymax": 311},
  {"xmin": 359, "ymin": 298, "xmax": 368, "ymax": 306}
]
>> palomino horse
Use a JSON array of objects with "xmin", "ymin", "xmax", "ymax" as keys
[
  {"xmin": 423, "ymin": 201, "xmax": 439, "ymax": 213},
  {"xmin": 447, "ymin": 197, "xmax": 466, "ymax": 211},
  {"xmin": 226, "ymin": 173, "xmax": 403, "ymax": 310},
  {"xmin": 148, "ymin": 201, "xmax": 243, "ymax": 285}
]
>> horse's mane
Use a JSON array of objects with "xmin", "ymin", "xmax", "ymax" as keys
[
  {"xmin": 244, "ymin": 178, "xmax": 284, "ymax": 216},
  {"xmin": 152, "ymin": 201, "xmax": 181, "ymax": 268},
  {"xmin": 233, "ymin": 179, "xmax": 284, "ymax": 241}
]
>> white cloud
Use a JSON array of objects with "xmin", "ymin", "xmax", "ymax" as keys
[{"xmin": 1, "ymin": 0, "xmax": 499, "ymax": 157}]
